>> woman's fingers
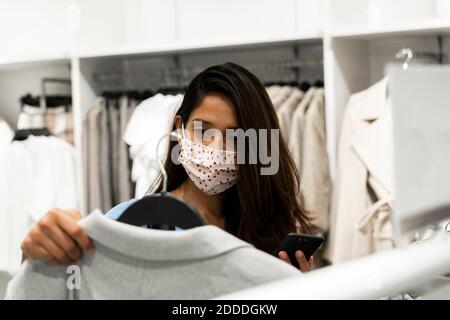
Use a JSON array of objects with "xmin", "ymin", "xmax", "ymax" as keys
[
  {"xmin": 30, "ymin": 226, "xmax": 72, "ymax": 264},
  {"xmin": 65, "ymin": 209, "xmax": 81, "ymax": 220},
  {"xmin": 54, "ymin": 209, "xmax": 95, "ymax": 254},
  {"xmin": 296, "ymin": 251, "xmax": 312, "ymax": 273},
  {"xmin": 37, "ymin": 209, "xmax": 82, "ymax": 262},
  {"xmin": 30, "ymin": 244, "xmax": 59, "ymax": 265},
  {"xmin": 278, "ymin": 251, "xmax": 292, "ymax": 265},
  {"xmin": 21, "ymin": 236, "xmax": 56, "ymax": 264},
  {"xmin": 21, "ymin": 209, "xmax": 95, "ymax": 265},
  {"xmin": 42, "ymin": 217, "xmax": 82, "ymax": 262},
  {"xmin": 279, "ymin": 251, "xmax": 314, "ymax": 272}
]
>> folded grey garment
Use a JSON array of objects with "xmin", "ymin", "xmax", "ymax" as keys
[{"xmin": 6, "ymin": 210, "xmax": 300, "ymax": 300}]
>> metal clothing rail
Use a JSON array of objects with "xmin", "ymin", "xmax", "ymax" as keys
[
  {"xmin": 217, "ymin": 231, "xmax": 450, "ymax": 300},
  {"xmin": 92, "ymin": 58, "xmax": 324, "ymax": 91}
]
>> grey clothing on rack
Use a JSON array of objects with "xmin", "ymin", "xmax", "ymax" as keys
[
  {"xmin": 271, "ymin": 86, "xmax": 294, "ymax": 110},
  {"xmin": 289, "ymin": 87, "xmax": 317, "ymax": 181},
  {"xmin": 99, "ymin": 105, "xmax": 112, "ymax": 212},
  {"xmin": 6, "ymin": 210, "xmax": 300, "ymax": 300},
  {"xmin": 277, "ymin": 88, "xmax": 304, "ymax": 142},
  {"xmin": 108, "ymin": 100, "xmax": 120, "ymax": 204},
  {"xmin": 117, "ymin": 96, "xmax": 133, "ymax": 203},
  {"xmin": 84, "ymin": 101, "xmax": 105, "ymax": 213},
  {"xmin": 300, "ymin": 89, "xmax": 331, "ymax": 233}
]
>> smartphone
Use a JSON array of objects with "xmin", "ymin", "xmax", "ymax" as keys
[{"xmin": 273, "ymin": 233, "xmax": 324, "ymax": 269}]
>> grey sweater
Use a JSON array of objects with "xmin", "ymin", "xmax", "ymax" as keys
[{"xmin": 6, "ymin": 210, "xmax": 300, "ymax": 299}]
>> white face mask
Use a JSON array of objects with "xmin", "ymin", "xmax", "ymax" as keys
[{"xmin": 177, "ymin": 124, "xmax": 237, "ymax": 195}]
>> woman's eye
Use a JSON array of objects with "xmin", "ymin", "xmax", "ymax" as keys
[
  {"xmin": 194, "ymin": 129, "xmax": 205, "ymax": 138},
  {"xmin": 194, "ymin": 129, "xmax": 214, "ymax": 144}
]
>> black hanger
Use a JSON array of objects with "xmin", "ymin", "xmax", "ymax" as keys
[
  {"xmin": 117, "ymin": 132, "xmax": 205, "ymax": 230},
  {"xmin": 314, "ymin": 80, "xmax": 324, "ymax": 88},
  {"xmin": 20, "ymin": 94, "xmax": 72, "ymax": 111},
  {"xmin": 117, "ymin": 192, "xmax": 205, "ymax": 230},
  {"xmin": 13, "ymin": 128, "xmax": 51, "ymax": 141},
  {"xmin": 299, "ymin": 81, "xmax": 311, "ymax": 92}
]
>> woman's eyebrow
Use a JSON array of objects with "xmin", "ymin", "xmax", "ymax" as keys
[
  {"xmin": 191, "ymin": 118, "xmax": 238, "ymax": 130},
  {"xmin": 191, "ymin": 118, "xmax": 214, "ymax": 127}
]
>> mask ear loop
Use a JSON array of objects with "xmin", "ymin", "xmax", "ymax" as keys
[{"xmin": 181, "ymin": 122, "xmax": 186, "ymax": 139}]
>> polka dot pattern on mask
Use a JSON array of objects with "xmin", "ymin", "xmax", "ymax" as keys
[{"xmin": 178, "ymin": 137, "xmax": 237, "ymax": 195}]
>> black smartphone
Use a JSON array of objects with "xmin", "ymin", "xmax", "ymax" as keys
[{"xmin": 273, "ymin": 233, "xmax": 324, "ymax": 269}]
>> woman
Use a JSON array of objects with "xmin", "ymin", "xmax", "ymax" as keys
[{"xmin": 21, "ymin": 63, "xmax": 314, "ymax": 272}]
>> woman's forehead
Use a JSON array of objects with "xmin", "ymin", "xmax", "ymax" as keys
[{"xmin": 188, "ymin": 94, "xmax": 238, "ymax": 129}]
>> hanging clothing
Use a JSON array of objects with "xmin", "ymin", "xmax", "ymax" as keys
[
  {"xmin": 288, "ymin": 86, "xmax": 331, "ymax": 233},
  {"xmin": 0, "ymin": 120, "xmax": 13, "ymax": 147},
  {"xmin": 266, "ymin": 85, "xmax": 281, "ymax": 101},
  {"xmin": 17, "ymin": 105, "xmax": 73, "ymax": 144},
  {"xmin": 107, "ymin": 100, "xmax": 120, "ymax": 205},
  {"xmin": 288, "ymin": 87, "xmax": 317, "ymax": 164},
  {"xmin": 6, "ymin": 210, "xmax": 300, "ymax": 300},
  {"xmin": 0, "ymin": 136, "xmax": 79, "ymax": 274},
  {"xmin": 276, "ymin": 88, "xmax": 304, "ymax": 142},
  {"xmin": 99, "ymin": 104, "xmax": 113, "ymax": 212},
  {"xmin": 117, "ymin": 96, "xmax": 136, "ymax": 203},
  {"xmin": 271, "ymin": 86, "xmax": 294, "ymax": 110},
  {"xmin": 300, "ymin": 89, "xmax": 331, "ymax": 234},
  {"xmin": 83, "ymin": 96, "xmax": 138, "ymax": 213},
  {"xmin": 83, "ymin": 99, "xmax": 108, "ymax": 213},
  {"xmin": 124, "ymin": 94, "xmax": 183, "ymax": 198},
  {"xmin": 324, "ymin": 78, "xmax": 395, "ymax": 264}
]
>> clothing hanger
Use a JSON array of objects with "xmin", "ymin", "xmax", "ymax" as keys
[
  {"xmin": 13, "ymin": 128, "xmax": 51, "ymax": 141},
  {"xmin": 300, "ymin": 81, "xmax": 311, "ymax": 92},
  {"xmin": 20, "ymin": 94, "xmax": 72, "ymax": 111},
  {"xmin": 314, "ymin": 80, "xmax": 324, "ymax": 88},
  {"xmin": 117, "ymin": 132, "xmax": 206, "ymax": 230}
]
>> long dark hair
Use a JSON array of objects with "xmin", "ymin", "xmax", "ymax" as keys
[{"xmin": 153, "ymin": 62, "xmax": 311, "ymax": 253}]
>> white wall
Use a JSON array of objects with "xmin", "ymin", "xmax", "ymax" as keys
[
  {"xmin": 123, "ymin": 0, "xmax": 177, "ymax": 44},
  {"xmin": 329, "ymin": 0, "xmax": 436, "ymax": 28},
  {"xmin": 0, "ymin": 63, "xmax": 71, "ymax": 126},
  {"xmin": 0, "ymin": 0, "xmax": 448, "ymax": 63},
  {"xmin": 0, "ymin": 0, "xmax": 327, "ymax": 61},
  {"xmin": 0, "ymin": 0, "xmax": 125, "ymax": 60},
  {"xmin": 0, "ymin": 0, "xmax": 70, "ymax": 60},
  {"xmin": 177, "ymin": 0, "xmax": 298, "ymax": 42}
]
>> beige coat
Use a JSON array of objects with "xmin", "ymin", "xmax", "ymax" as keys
[
  {"xmin": 289, "ymin": 87, "xmax": 317, "ymax": 171},
  {"xmin": 266, "ymin": 85, "xmax": 281, "ymax": 101},
  {"xmin": 272, "ymin": 86, "xmax": 294, "ymax": 110},
  {"xmin": 83, "ymin": 100, "xmax": 105, "ymax": 213},
  {"xmin": 277, "ymin": 88, "xmax": 304, "ymax": 142},
  {"xmin": 300, "ymin": 89, "xmax": 331, "ymax": 234},
  {"xmin": 324, "ymin": 78, "xmax": 395, "ymax": 264}
]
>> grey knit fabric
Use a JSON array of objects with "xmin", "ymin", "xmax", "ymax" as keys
[{"xmin": 6, "ymin": 210, "xmax": 299, "ymax": 300}]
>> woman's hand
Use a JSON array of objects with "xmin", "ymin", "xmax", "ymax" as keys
[
  {"xmin": 21, "ymin": 209, "xmax": 95, "ymax": 265},
  {"xmin": 278, "ymin": 251, "xmax": 314, "ymax": 272}
]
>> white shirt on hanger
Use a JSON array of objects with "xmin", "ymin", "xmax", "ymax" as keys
[
  {"xmin": 124, "ymin": 94, "xmax": 183, "ymax": 197},
  {"xmin": 0, "ymin": 136, "xmax": 79, "ymax": 274},
  {"xmin": 0, "ymin": 120, "xmax": 13, "ymax": 147}
]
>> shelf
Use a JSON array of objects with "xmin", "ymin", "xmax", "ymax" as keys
[
  {"xmin": 0, "ymin": 52, "xmax": 71, "ymax": 71},
  {"xmin": 330, "ymin": 18, "xmax": 450, "ymax": 40},
  {"xmin": 76, "ymin": 32, "xmax": 323, "ymax": 60}
]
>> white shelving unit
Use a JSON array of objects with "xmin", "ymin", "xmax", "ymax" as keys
[
  {"xmin": 2, "ymin": 0, "xmax": 450, "ymax": 214},
  {"xmin": 0, "ymin": 58, "xmax": 72, "ymax": 128},
  {"xmin": 325, "ymin": 20, "xmax": 450, "ymax": 177},
  {"xmin": 72, "ymin": 36, "xmax": 324, "ymax": 213}
]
